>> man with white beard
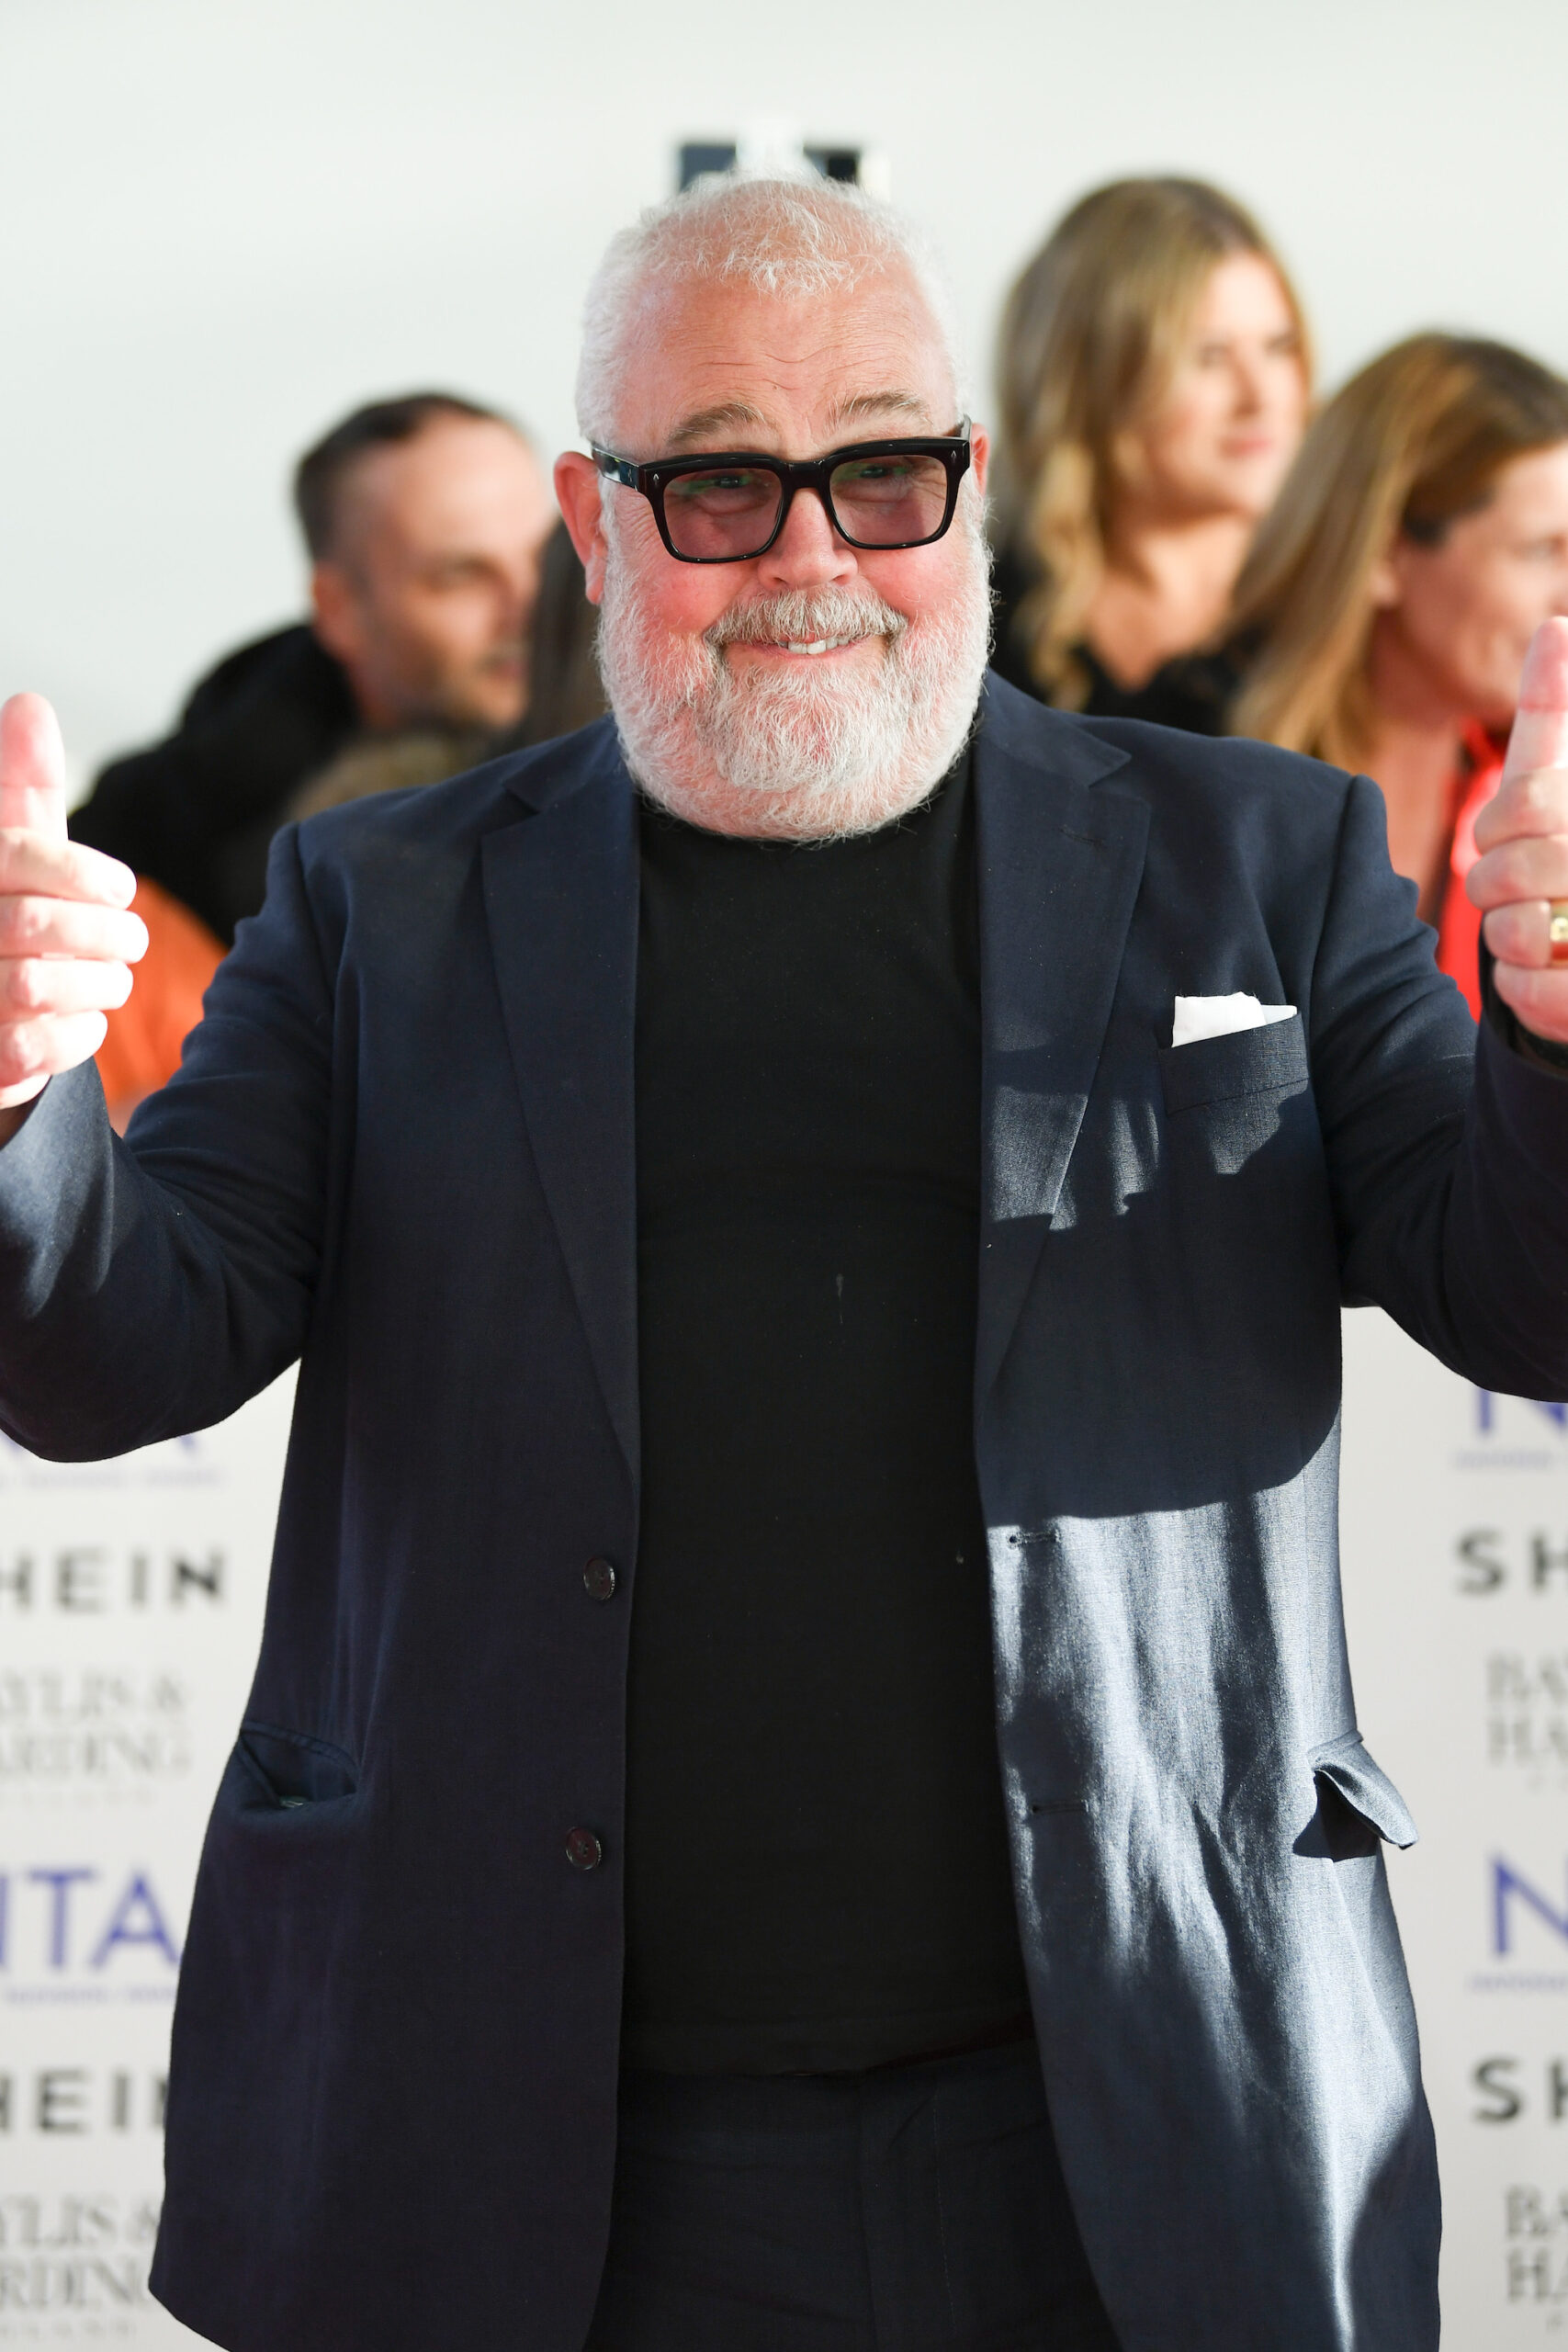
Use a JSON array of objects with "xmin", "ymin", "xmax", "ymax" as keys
[{"xmin": 3, "ymin": 172, "xmax": 1568, "ymax": 2352}]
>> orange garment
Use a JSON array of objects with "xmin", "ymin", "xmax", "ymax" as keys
[
  {"xmin": 1435, "ymin": 720, "xmax": 1506, "ymax": 1019},
  {"xmin": 94, "ymin": 877, "xmax": 223, "ymax": 1120}
]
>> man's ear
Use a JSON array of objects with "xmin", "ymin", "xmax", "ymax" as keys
[
  {"xmin": 310, "ymin": 560, "xmax": 367, "ymax": 663},
  {"xmin": 556, "ymin": 453, "xmax": 609, "ymax": 605},
  {"xmin": 969, "ymin": 423, "xmax": 990, "ymax": 500}
]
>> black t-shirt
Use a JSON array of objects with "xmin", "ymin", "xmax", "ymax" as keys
[{"xmin": 624, "ymin": 754, "xmax": 1032, "ymax": 2075}]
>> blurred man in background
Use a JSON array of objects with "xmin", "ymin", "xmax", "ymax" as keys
[{"xmin": 71, "ymin": 391, "xmax": 554, "ymax": 941}]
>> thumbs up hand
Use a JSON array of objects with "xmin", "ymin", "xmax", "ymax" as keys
[{"xmin": 0, "ymin": 695, "xmax": 146, "ymax": 1120}]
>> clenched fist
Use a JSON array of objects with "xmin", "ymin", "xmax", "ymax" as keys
[
  {"xmin": 1470, "ymin": 617, "xmax": 1568, "ymax": 1046},
  {"xmin": 0, "ymin": 695, "xmax": 147, "ymax": 1130}
]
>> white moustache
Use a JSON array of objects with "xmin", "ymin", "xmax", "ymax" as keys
[{"xmin": 705, "ymin": 592, "xmax": 908, "ymax": 653}]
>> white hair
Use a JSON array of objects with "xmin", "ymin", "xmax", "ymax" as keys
[{"xmin": 575, "ymin": 171, "xmax": 968, "ymax": 447}]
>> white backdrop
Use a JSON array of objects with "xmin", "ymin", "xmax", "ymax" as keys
[{"xmin": 1, "ymin": 0, "xmax": 1567, "ymax": 788}]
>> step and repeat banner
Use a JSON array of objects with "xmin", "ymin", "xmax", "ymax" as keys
[
  {"xmin": 0, "ymin": 1376, "xmax": 289, "ymax": 2346},
  {"xmin": 0, "ymin": 1316, "xmax": 1562, "ymax": 2345},
  {"xmin": 1341, "ymin": 1307, "xmax": 1568, "ymax": 2346}
]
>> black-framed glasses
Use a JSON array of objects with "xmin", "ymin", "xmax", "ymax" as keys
[{"xmin": 592, "ymin": 423, "xmax": 972, "ymax": 563}]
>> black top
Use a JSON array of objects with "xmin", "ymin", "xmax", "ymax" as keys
[
  {"xmin": 72, "ymin": 626, "xmax": 361, "ymax": 943},
  {"xmin": 625, "ymin": 755, "xmax": 1031, "ymax": 2074},
  {"xmin": 989, "ymin": 544, "xmax": 1237, "ymax": 736},
  {"xmin": 73, "ymin": 569, "xmax": 608, "ymax": 945}
]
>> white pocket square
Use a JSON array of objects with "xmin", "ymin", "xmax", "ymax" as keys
[{"xmin": 1171, "ymin": 993, "xmax": 1298, "ymax": 1049}]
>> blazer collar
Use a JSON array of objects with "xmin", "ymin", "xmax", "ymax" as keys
[
  {"xmin": 974, "ymin": 678, "xmax": 1148, "ymax": 1398},
  {"xmin": 482, "ymin": 720, "xmax": 641, "ymax": 1484}
]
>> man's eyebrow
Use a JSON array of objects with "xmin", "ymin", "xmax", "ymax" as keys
[
  {"xmin": 663, "ymin": 400, "xmax": 773, "ymax": 450},
  {"xmin": 659, "ymin": 389, "xmax": 940, "ymax": 454},
  {"xmin": 826, "ymin": 390, "xmax": 936, "ymax": 431}
]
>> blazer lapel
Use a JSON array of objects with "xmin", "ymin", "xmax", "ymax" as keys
[
  {"xmin": 482, "ymin": 728, "xmax": 641, "ymax": 1484},
  {"xmin": 975, "ymin": 687, "xmax": 1149, "ymax": 1398}
]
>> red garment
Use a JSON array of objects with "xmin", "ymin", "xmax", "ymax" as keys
[{"xmin": 1434, "ymin": 720, "xmax": 1506, "ymax": 1019}]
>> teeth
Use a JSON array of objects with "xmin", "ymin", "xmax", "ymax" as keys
[{"xmin": 783, "ymin": 634, "xmax": 857, "ymax": 655}]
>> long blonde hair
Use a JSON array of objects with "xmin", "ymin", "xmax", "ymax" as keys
[
  {"xmin": 994, "ymin": 176, "xmax": 1308, "ymax": 709},
  {"xmin": 1229, "ymin": 334, "xmax": 1568, "ymax": 766}
]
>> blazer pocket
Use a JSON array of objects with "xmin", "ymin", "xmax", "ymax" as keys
[
  {"xmin": 1308, "ymin": 1729, "xmax": 1417, "ymax": 1849},
  {"xmin": 1158, "ymin": 1013, "xmax": 1309, "ymax": 1116},
  {"xmin": 236, "ymin": 1720, "xmax": 359, "ymax": 1811}
]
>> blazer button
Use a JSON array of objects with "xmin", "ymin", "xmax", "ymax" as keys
[
  {"xmin": 582, "ymin": 1556, "xmax": 617, "ymax": 1602},
  {"xmin": 565, "ymin": 1826, "xmax": 604, "ymax": 1871}
]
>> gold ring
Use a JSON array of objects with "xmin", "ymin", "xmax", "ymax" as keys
[{"xmin": 1551, "ymin": 904, "xmax": 1568, "ymax": 966}]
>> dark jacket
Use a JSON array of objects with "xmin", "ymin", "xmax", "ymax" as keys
[
  {"xmin": 2, "ymin": 675, "xmax": 1565, "ymax": 2351},
  {"xmin": 70, "ymin": 625, "xmax": 359, "ymax": 944},
  {"xmin": 989, "ymin": 543, "xmax": 1238, "ymax": 735}
]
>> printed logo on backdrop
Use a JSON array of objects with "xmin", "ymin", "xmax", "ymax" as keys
[
  {"xmin": 0, "ymin": 2068, "xmax": 165, "ymax": 2136},
  {"xmin": 1458, "ymin": 1390, "xmax": 1568, "ymax": 1472},
  {"xmin": 1457, "ymin": 1530, "xmax": 1568, "ymax": 1600},
  {"xmin": 0, "ymin": 1426, "xmax": 221, "ymax": 1494},
  {"xmin": 1483, "ymin": 1651, "xmax": 1568, "ymax": 1784},
  {"xmin": 1466, "ymin": 1849, "xmax": 1568, "ymax": 1994},
  {"xmin": 1471, "ymin": 2104, "xmax": 1568, "ymax": 2322},
  {"xmin": 0, "ymin": 2192, "xmax": 164, "ymax": 2330},
  {"xmin": 0, "ymin": 1544, "xmax": 226, "ymax": 1616},
  {"xmin": 0, "ymin": 1863, "xmax": 181, "ymax": 2001},
  {"xmin": 1472, "ymin": 2055, "xmax": 1568, "ymax": 2127},
  {"xmin": 0, "ymin": 1672, "xmax": 193, "ymax": 1804},
  {"xmin": 1500, "ymin": 2185, "xmax": 1568, "ymax": 2316}
]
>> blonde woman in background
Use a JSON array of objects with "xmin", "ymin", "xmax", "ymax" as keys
[
  {"xmin": 991, "ymin": 176, "xmax": 1311, "ymax": 732},
  {"xmin": 1230, "ymin": 334, "xmax": 1568, "ymax": 1015}
]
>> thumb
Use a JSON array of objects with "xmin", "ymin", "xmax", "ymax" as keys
[
  {"xmin": 0, "ymin": 694, "xmax": 69, "ymax": 844},
  {"xmin": 1502, "ymin": 617, "xmax": 1568, "ymax": 782}
]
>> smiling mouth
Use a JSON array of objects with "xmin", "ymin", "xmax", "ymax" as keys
[{"xmin": 771, "ymin": 633, "xmax": 867, "ymax": 656}]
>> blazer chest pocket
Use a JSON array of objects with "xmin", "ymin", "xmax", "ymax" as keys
[
  {"xmin": 1158, "ymin": 1014, "xmax": 1309, "ymax": 1113},
  {"xmin": 1157, "ymin": 1016, "xmax": 1310, "ymax": 1175}
]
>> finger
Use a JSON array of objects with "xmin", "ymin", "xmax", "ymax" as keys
[
  {"xmin": 0, "ymin": 695, "xmax": 69, "ymax": 846},
  {"xmin": 1472, "ymin": 765, "xmax": 1568, "ymax": 857},
  {"xmin": 1481, "ymin": 899, "xmax": 1558, "ymax": 966},
  {"xmin": 0, "ymin": 1010, "xmax": 109, "ymax": 1098},
  {"xmin": 1491, "ymin": 958, "xmax": 1568, "ymax": 1045},
  {"xmin": 0, "ymin": 897, "xmax": 148, "ymax": 962},
  {"xmin": 1501, "ymin": 617, "xmax": 1568, "ymax": 784},
  {"xmin": 1467, "ymin": 833, "xmax": 1568, "ymax": 909},
  {"xmin": 0, "ymin": 957, "xmax": 134, "ymax": 1017},
  {"xmin": 0, "ymin": 831, "xmax": 137, "ymax": 908}
]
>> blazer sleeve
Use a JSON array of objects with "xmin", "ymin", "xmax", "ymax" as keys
[
  {"xmin": 0, "ymin": 822, "xmax": 333, "ymax": 1457},
  {"xmin": 1315, "ymin": 771, "xmax": 1568, "ymax": 1397}
]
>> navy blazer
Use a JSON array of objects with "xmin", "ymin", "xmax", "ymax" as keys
[{"xmin": 1, "ymin": 675, "xmax": 1566, "ymax": 2352}]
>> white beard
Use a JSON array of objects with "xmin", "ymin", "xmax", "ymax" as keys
[{"xmin": 596, "ymin": 500, "xmax": 993, "ymax": 839}]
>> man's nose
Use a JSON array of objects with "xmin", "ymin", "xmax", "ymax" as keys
[
  {"xmin": 496, "ymin": 562, "xmax": 535, "ymax": 630},
  {"xmin": 755, "ymin": 485, "xmax": 858, "ymax": 592}
]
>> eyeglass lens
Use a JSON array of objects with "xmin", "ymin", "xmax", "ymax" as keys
[{"xmin": 661, "ymin": 452, "xmax": 953, "ymax": 560}]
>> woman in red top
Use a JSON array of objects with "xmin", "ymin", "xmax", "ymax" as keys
[{"xmin": 1228, "ymin": 334, "xmax": 1568, "ymax": 1014}]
